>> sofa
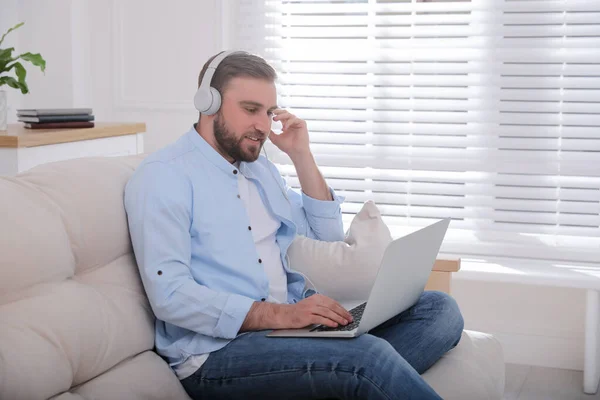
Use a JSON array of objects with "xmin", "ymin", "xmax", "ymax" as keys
[{"xmin": 0, "ymin": 155, "xmax": 505, "ymax": 399}]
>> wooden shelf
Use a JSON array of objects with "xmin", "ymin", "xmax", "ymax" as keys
[{"xmin": 0, "ymin": 122, "xmax": 146, "ymax": 148}]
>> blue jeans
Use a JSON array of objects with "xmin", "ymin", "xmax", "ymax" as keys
[{"xmin": 181, "ymin": 291, "xmax": 464, "ymax": 400}]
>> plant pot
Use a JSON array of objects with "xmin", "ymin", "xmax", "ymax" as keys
[{"xmin": 0, "ymin": 90, "xmax": 7, "ymax": 132}]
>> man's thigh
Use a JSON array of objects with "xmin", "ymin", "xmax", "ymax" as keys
[{"xmin": 180, "ymin": 330, "xmax": 420, "ymax": 400}]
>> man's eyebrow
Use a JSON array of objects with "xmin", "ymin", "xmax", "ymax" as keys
[{"xmin": 239, "ymin": 101, "xmax": 278, "ymax": 112}]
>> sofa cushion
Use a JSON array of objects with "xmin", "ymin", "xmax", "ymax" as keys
[
  {"xmin": 48, "ymin": 351, "xmax": 190, "ymax": 400},
  {"xmin": 287, "ymin": 200, "xmax": 392, "ymax": 302},
  {"xmin": 0, "ymin": 156, "xmax": 157, "ymax": 400},
  {"xmin": 423, "ymin": 330, "xmax": 505, "ymax": 400},
  {"xmin": 0, "ymin": 178, "xmax": 75, "ymax": 300},
  {"xmin": 16, "ymin": 157, "xmax": 140, "ymax": 273}
]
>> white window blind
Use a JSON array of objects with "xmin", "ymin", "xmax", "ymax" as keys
[{"xmin": 232, "ymin": 0, "xmax": 600, "ymax": 264}]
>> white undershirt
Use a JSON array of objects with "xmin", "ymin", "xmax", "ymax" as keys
[
  {"xmin": 174, "ymin": 168, "xmax": 288, "ymax": 380},
  {"xmin": 238, "ymin": 170, "xmax": 288, "ymax": 304}
]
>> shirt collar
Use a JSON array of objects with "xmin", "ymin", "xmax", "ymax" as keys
[{"xmin": 186, "ymin": 124, "xmax": 241, "ymax": 178}]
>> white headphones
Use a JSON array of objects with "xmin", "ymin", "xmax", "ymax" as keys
[{"xmin": 194, "ymin": 50, "xmax": 236, "ymax": 115}]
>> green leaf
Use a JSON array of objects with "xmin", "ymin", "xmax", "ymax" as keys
[
  {"xmin": 0, "ymin": 47, "xmax": 14, "ymax": 61},
  {"xmin": 0, "ymin": 76, "xmax": 18, "ymax": 88},
  {"xmin": 3, "ymin": 60, "xmax": 21, "ymax": 74},
  {"xmin": 0, "ymin": 22, "xmax": 24, "ymax": 48},
  {"xmin": 19, "ymin": 52, "xmax": 46, "ymax": 73},
  {"xmin": 14, "ymin": 62, "xmax": 26, "ymax": 84},
  {"xmin": 0, "ymin": 47, "xmax": 14, "ymax": 72},
  {"xmin": 0, "ymin": 75, "xmax": 28, "ymax": 94}
]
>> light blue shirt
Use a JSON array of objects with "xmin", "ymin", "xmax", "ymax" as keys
[{"xmin": 124, "ymin": 125, "xmax": 345, "ymax": 369}]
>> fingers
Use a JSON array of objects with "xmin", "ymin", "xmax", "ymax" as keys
[
  {"xmin": 283, "ymin": 117, "xmax": 300, "ymax": 131},
  {"xmin": 272, "ymin": 109, "xmax": 307, "ymax": 134},
  {"xmin": 272, "ymin": 108, "xmax": 288, "ymax": 117},
  {"xmin": 294, "ymin": 294, "xmax": 354, "ymax": 329},
  {"xmin": 314, "ymin": 305, "xmax": 349, "ymax": 326},
  {"xmin": 316, "ymin": 295, "xmax": 353, "ymax": 322},
  {"xmin": 312, "ymin": 315, "xmax": 340, "ymax": 328},
  {"xmin": 312, "ymin": 295, "xmax": 353, "ymax": 323},
  {"xmin": 329, "ymin": 301, "xmax": 354, "ymax": 323},
  {"xmin": 272, "ymin": 109, "xmax": 293, "ymax": 122}
]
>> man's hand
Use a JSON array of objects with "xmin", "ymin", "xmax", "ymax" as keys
[
  {"xmin": 268, "ymin": 109, "xmax": 310, "ymax": 160},
  {"xmin": 239, "ymin": 294, "xmax": 354, "ymax": 332},
  {"xmin": 283, "ymin": 294, "xmax": 354, "ymax": 329}
]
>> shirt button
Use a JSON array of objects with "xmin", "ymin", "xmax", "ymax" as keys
[
  {"xmin": 233, "ymin": 170, "xmax": 238, "ymax": 175},
  {"xmin": 237, "ymin": 194, "xmax": 241, "ymax": 199},
  {"xmin": 258, "ymin": 259, "xmax": 262, "ymax": 263},
  {"xmin": 261, "ymin": 298, "xmax": 266, "ymax": 302},
  {"xmin": 248, "ymin": 226, "xmax": 252, "ymax": 230}
]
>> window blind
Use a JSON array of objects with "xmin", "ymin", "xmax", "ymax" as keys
[{"xmin": 232, "ymin": 0, "xmax": 600, "ymax": 264}]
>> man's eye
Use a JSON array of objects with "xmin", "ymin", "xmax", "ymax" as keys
[{"xmin": 246, "ymin": 108, "xmax": 257, "ymax": 113}]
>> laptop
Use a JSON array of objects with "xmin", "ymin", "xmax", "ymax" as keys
[{"xmin": 267, "ymin": 218, "xmax": 450, "ymax": 338}]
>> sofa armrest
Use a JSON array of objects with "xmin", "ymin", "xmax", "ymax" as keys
[{"xmin": 425, "ymin": 258, "xmax": 461, "ymax": 294}]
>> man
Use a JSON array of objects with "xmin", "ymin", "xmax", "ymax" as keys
[{"xmin": 124, "ymin": 51, "xmax": 464, "ymax": 400}]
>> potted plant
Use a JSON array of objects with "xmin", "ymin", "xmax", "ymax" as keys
[{"xmin": 0, "ymin": 22, "xmax": 46, "ymax": 132}]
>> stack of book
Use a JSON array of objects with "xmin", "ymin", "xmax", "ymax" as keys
[{"xmin": 17, "ymin": 108, "xmax": 95, "ymax": 129}]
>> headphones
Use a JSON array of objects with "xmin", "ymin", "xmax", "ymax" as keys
[{"xmin": 194, "ymin": 50, "xmax": 236, "ymax": 115}]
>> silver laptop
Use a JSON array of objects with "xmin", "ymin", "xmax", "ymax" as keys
[{"xmin": 267, "ymin": 218, "xmax": 450, "ymax": 338}]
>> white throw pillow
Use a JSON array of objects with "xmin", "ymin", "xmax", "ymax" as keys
[{"xmin": 287, "ymin": 200, "xmax": 392, "ymax": 302}]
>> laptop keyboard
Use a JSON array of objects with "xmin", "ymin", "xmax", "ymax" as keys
[{"xmin": 310, "ymin": 302, "xmax": 367, "ymax": 332}]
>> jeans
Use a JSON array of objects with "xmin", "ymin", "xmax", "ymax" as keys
[{"xmin": 181, "ymin": 291, "xmax": 464, "ymax": 400}]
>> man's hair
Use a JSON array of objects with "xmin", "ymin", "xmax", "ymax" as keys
[{"xmin": 197, "ymin": 51, "xmax": 277, "ymax": 95}]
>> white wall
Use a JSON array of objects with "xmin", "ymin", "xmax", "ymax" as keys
[
  {"xmin": 1, "ymin": 0, "xmax": 221, "ymax": 152},
  {"xmin": 1, "ymin": 0, "xmax": 25, "ymax": 122},
  {"xmin": 1, "ymin": 0, "xmax": 588, "ymax": 371}
]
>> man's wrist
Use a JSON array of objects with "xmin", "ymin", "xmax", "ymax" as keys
[
  {"xmin": 240, "ymin": 301, "xmax": 288, "ymax": 332},
  {"xmin": 269, "ymin": 303, "xmax": 289, "ymax": 329}
]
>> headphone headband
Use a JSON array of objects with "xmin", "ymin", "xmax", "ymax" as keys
[{"xmin": 199, "ymin": 50, "xmax": 236, "ymax": 90}]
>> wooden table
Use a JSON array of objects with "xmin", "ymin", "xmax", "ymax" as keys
[{"xmin": 0, "ymin": 122, "xmax": 146, "ymax": 176}]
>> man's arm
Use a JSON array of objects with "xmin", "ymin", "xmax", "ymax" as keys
[
  {"xmin": 269, "ymin": 109, "xmax": 345, "ymax": 242},
  {"xmin": 124, "ymin": 162, "xmax": 254, "ymax": 339},
  {"xmin": 290, "ymin": 150, "xmax": 332, "ymax": 202}
]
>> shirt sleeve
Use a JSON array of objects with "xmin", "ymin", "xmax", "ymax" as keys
[
  {"xmin": 266, "ymin": 160, "xmax": 345, "ymax": 242},
  {"xmin": 298, "ymin": 186, "xmax": 346, "ymax": 242},
  {"xmin": 124, "ymin": 161, "xmax": 254, "ymax": 340}
]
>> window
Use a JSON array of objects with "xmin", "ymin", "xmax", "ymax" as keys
[{"xmin": 233, "ymin": 0, "xmax": 600, "ymax": 264}]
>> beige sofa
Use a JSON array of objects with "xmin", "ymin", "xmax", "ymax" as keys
[{"xmin": 0, "ymin": 155, "xmax": 505, "ymax": 400}]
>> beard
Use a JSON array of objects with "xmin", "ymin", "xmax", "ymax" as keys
[{"xmin": 213, "ymin": 112, "xmax": 264, "ymax": 162}]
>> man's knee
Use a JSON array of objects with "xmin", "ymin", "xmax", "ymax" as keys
[{"xmin": 419, "ymin": 291, "xmax": 464, "ymax": 344}]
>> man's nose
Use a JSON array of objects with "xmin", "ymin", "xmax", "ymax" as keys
[{"xmin": 254, "ymin": 114, "xmax": 271, "ymax": 136}]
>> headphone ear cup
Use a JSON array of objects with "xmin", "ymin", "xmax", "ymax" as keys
[
  {"xmin": 194, "ymin": 87, "xmax": 212, "ymax": 113},
  {"xmin": 203, "ymin": 87, "xmax": 222, "ymax": 115}
]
